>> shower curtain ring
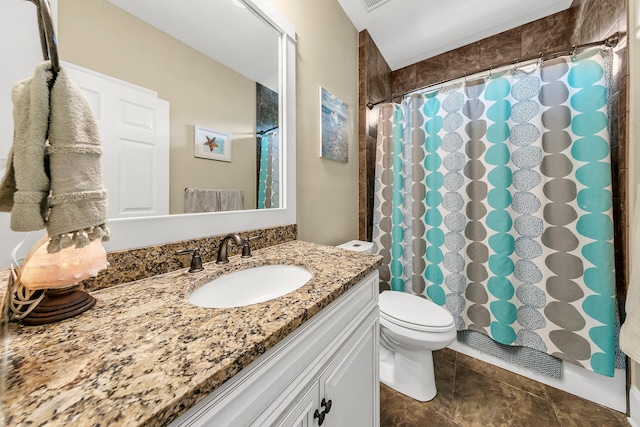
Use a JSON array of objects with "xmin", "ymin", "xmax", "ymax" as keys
[
  {"xmin": 488, "ymin": 64, "xmax": 493, "ymax": 78},
  {"xmin": 571, "ymin": 45, "xmax": 577, "ymax": 61},
  {"xmin": 538, "ymin": 53, "xmax": 544, "ymax": 66}
]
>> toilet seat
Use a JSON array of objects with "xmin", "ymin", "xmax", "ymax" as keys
[{"xmin": 379, "ymin": 291, "xmax": 455, "ymax": 333}]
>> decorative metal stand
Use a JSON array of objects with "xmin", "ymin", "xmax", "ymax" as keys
[{"xmin": 21, "ymin": 285, "xmax": 96, "ymax": 326}]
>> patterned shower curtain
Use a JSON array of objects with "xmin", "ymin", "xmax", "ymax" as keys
[
  {"xmin": 257, "ymin": 131, "xmax": 280, "ymax": 209},
  {"xmin": 372, "ymin": 48, "xmax": 617, "ymax": 376}
]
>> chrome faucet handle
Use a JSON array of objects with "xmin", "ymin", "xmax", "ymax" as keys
[
  {"xmin": 241, "ymin": 234, "xmax": 262, "ymax": 258},
  {"xmin": 176, "ymin": 248, "xmax": 204, "ymax": 273}
]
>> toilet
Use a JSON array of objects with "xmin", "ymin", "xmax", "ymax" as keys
[
  {"xmin": 378, "ymin": 291, "xmax": 456, "ymax": 401},
  {"xmin": 338, "ymin": 240, "xmax": 457, "ymax": 402}
]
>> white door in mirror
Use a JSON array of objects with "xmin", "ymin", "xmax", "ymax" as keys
[
  {"xmin": 64, "ymin": 62, "xmax": 170, "ymax": 219},
  {"xmin": 188, "ymin": 265, "xmax": 312, "ymax": 308}
]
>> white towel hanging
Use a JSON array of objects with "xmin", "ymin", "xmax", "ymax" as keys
[{"xmin": 184, "ymin": 188, "xmax": 243, "ymax": 213}]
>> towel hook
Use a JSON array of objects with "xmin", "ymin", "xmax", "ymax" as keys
[{"xmin": 28, "ymin": 0, "xmax": 59, "ymax": 76}]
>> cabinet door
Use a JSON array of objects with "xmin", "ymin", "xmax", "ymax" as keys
[
  {"xmin": 321, "ymin": 312, "xmax": 379, "ymax": 427},
  {"xmin": 276, "ymin": 380, "xmax": 320, "ymax": 427}
]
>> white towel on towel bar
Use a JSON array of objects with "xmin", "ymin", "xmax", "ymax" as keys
[{"xmin": 184, "ymin": 188, "xmax": 243, "ymax": 213}]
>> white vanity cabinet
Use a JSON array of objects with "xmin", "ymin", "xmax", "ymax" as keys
[
  {"xmin": 171, "ymin": 270, "xmax": 380, "ymax": 427},
  {"xmin": 274, "ymin": 309, "xmax": 378, "ymax": 427}
]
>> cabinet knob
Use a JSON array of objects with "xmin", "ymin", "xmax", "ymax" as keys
[
  {"xmin": 314, "ymin": 408, "xmax": 326, "ymax": 425},
  {"xmin": 314, "ymin": 398, "xmax": 332, "ymax": 425},
  {"xmin": 321, "ymin": 398, "xmax": 332, "ymax": 413}
]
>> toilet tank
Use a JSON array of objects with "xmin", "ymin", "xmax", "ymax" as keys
[{"xmin": 337, "ymin": 240, "xmax": 374, "ymax": 253}]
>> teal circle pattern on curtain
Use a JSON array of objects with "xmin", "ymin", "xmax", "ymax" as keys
[
  {"xmin": 372, "ymin": 48, "xmax": 617, "ymax": 377},
  {"xmin": 424, "ymin": 96, "xmax": 446, "ymax": 303},
  {"xmin": 569, "ymin": 54, "xmax": 616, "ymax": 375}
]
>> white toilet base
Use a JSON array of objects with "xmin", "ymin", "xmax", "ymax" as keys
[{"xmin": 379, "ymin": 344, "xmax": 436, "ymax": 402}]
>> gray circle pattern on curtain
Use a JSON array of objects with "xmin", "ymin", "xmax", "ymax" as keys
[
  {"xmin": 370, "ymin": 49, "xmax": 616, "ymax": 376},
  {"xmin": 510, "ymin": 68, "xmax": 548, "ymax": 353},
  {"xmin": 441, "ymin": 87, "xmax": 467, "ymax": 329}
]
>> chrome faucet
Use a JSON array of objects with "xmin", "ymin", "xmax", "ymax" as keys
[{"xmin": 216, "ymin": 233, "xmax": 246, "ymax": 264}]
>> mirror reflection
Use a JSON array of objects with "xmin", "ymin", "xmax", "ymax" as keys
[{"xmin": 59, "ymin": 0, "xmax": 280, "ymax": 217}]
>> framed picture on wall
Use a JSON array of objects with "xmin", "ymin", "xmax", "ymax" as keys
[
  {"xmin": 319, "ymin": 87, "xmax": 348, "ymax": 163},
  {"xmin": 194, "ymin": 125, "xmax": 232, "ymax": 162}
]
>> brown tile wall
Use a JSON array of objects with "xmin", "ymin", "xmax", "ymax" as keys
[
  {"xmin": 390, "ymin": 1, "xmax": 626, "ymax": 93},
  {"xmin": 81, "ymin": 224, "xmax": 297, "ymax": 291},
  {"xmin": 358, "ymin": 0, "xmax": 629, "ymax": 301},
  {"xmin": 359, "ymin": 30, "xmax": 392, "ymax": 241}
]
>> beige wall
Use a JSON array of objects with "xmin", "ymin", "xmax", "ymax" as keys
[
  {"xmin": 271, "ymin": 0, "xmax": 360, "ymax": 246},
  {"xmin": 59, "ymin": 0, "xmax": 257, "ymax": 214}
]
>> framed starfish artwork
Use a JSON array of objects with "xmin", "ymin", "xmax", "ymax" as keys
[{"xmin": 194, "ymin": 125, "xmax": 232, "ymax": 162}]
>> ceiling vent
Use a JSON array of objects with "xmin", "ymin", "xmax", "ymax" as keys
[{"xmin": 361, "ymin": 0, "xmax": 391, "ymax": 12}]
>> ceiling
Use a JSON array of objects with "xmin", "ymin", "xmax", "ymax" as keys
[{"xmin": 336, "ymin": 0, "xmax": 573, "ymax": 71}]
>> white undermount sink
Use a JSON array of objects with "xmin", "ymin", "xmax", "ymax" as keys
[{"xmin": 188, "ymin": 264, "xmax": 312, "ymax": 308}]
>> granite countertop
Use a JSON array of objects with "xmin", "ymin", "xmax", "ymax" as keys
[{"xmin": 1, "ymin": 240, "xmax": 382, "ymax": 427}]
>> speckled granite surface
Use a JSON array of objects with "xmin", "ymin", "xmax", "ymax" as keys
[
  {"xmin": 81, "ymin": 224, "xmax": 297, "ymax": 291},
  {"xmin": 1, "ymin": 240, "xmax": 381, "ymax": 427}
]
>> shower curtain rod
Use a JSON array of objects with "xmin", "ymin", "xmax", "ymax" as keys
[
  {"xmin": 257, "ymin": 125, "xmax": 278, "ymax": 136},
  {"xmin": 366, "ymin": 31, "xmax": 624, "ymax": 110}
]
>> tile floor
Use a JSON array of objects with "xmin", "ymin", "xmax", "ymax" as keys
[{"xmin": 380, "ymin": 348, "xmax": 629, "ymax": 426}]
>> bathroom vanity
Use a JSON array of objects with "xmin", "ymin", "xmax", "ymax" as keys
[
  {"xmin": 1, "ymin": 241, "xmax": 381, "ymax": 426},
  {"xmin": 173, "ymin": 264, "xmax": 379, "ymax": 426}
]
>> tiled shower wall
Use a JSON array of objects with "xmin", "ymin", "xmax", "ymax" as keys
[
  {"xmin": 358, "ymin": 32, "xmax": 391, "ymax": 240},
  {"xmin": 358, "ymin": 0, "xmax": 629, "ymax": 304}
]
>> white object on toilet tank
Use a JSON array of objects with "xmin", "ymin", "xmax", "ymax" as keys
[{"xmin": 337, "ymin": 240, "xmax": 373, "ymax": 253}]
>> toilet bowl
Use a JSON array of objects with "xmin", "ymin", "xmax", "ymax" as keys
[
  {"xmin": 379, "ymin": 291, "xmax": 456, "ymax": 401},
  {"xmin": 337, "ymin": 240, "xmax": 456, "ymax": 402}
]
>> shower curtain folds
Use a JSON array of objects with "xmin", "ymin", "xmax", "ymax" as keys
[
  {"xmin": 372, "ymin": 48, "xmax": 617, "ymax": 376},
  {"xmin": 257, "ymin": 131, "xmax": 279, "ymax": 209}
]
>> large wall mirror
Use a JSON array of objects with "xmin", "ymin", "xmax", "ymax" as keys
[
  {"xmin": 62, "ymin": 0, "xmax": 282, "ymax": 217},
  {"xmin": 0, "ymin": 0, "xmax": 296, "ymax": 267}
]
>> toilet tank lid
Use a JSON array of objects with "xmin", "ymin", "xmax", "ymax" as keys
[
  {"xmin": 337, "ymin": 240, "xmax": 373, "ymax": 253},
  {"xmin": 379, "ymin": 291, "xmax": 454, "ymax": 328}
]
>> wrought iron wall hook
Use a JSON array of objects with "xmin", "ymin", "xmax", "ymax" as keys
[{"xmin": 27, "ymin": 0, "xmax": 59, "ymax": 76}]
